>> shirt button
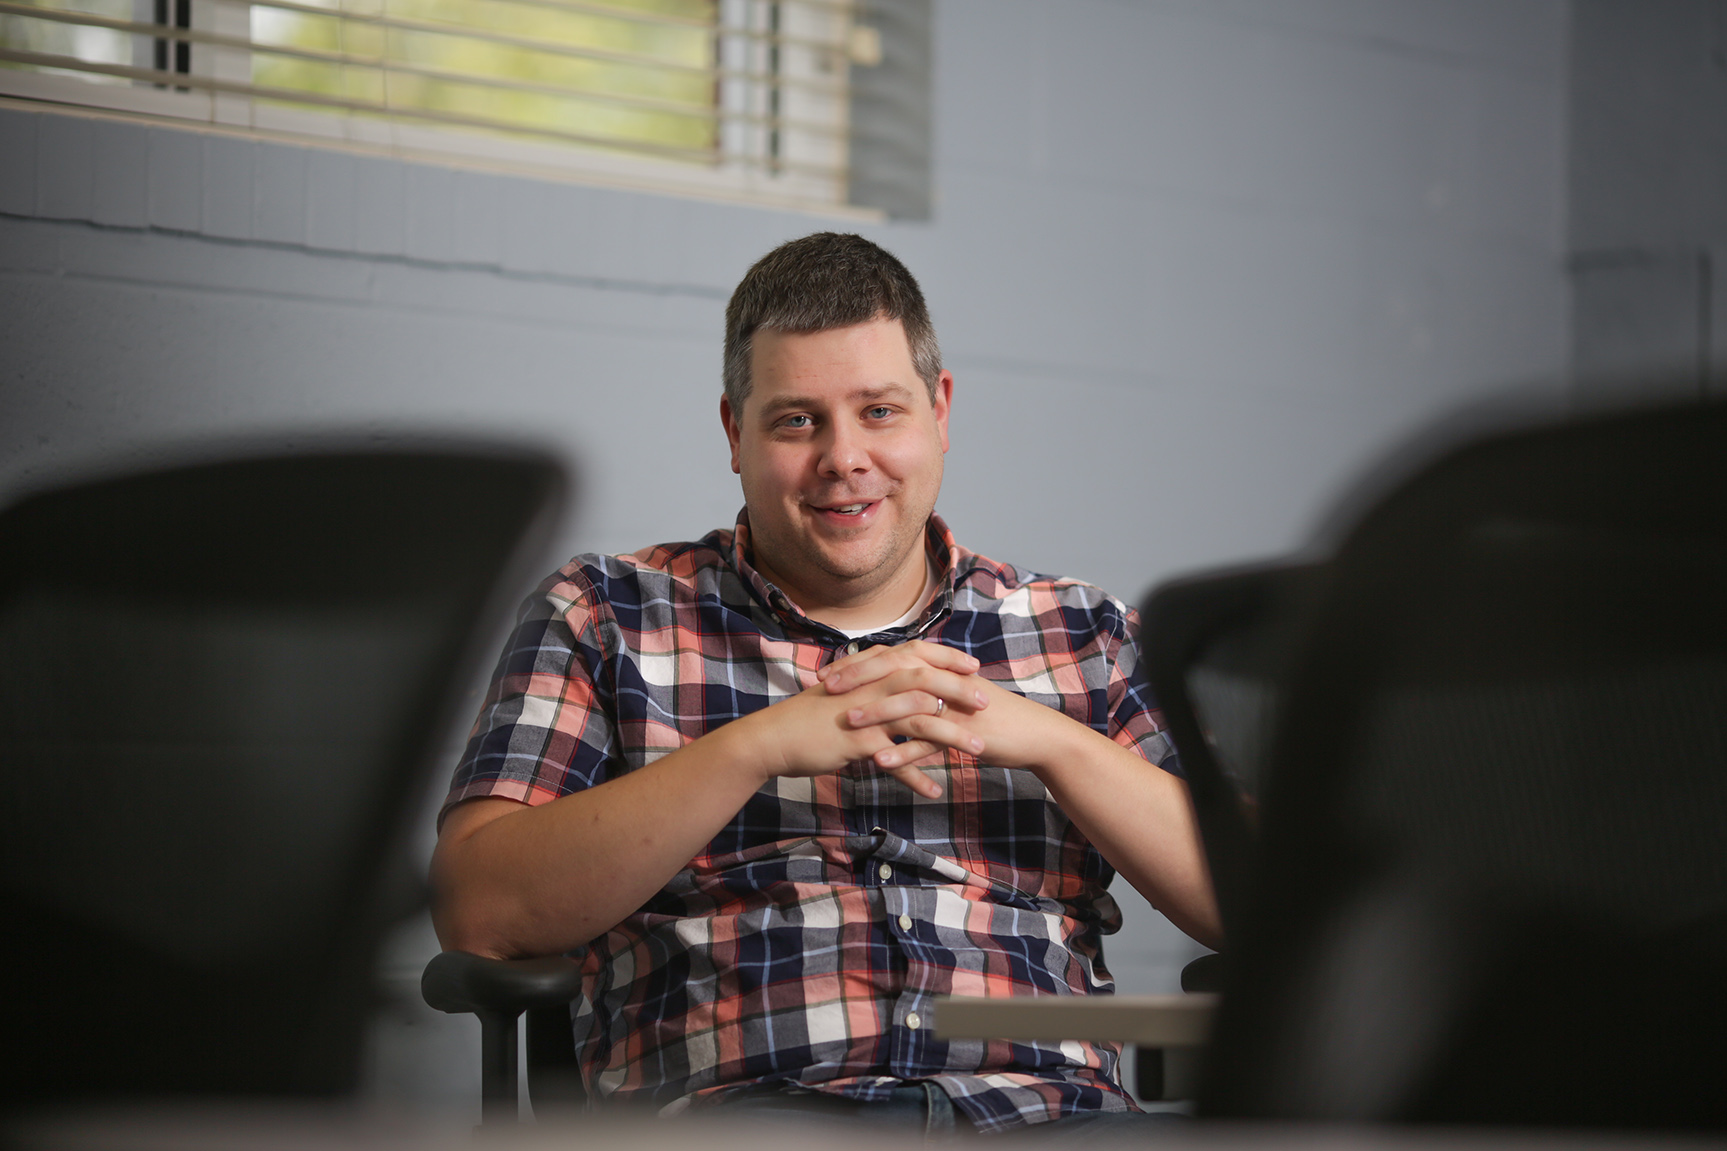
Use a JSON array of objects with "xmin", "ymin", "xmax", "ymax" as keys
[
  {"xmin": 845, "ymin": 641, "xmax": 861, "ymax": 655},
  {"xmin": 905, "ymin": 1011, "xmax": 922, "ymax": 1031},
  {"xmin": 878, "ymin": 863, "xmax": 892, "ymax": 881},
  {"xmin": 898, "ymin": 913, "xmax": 912, "ymax": 931}
]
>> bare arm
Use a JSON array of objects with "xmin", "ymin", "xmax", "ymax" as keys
[
  {"xmin": 823, "ymin": 644, "xmax": 1224, "ymax": 950},
  {"xmin": 431, "ymin": 647, "xmax": 989, "ymax": 959},
  {"xmin": 432, "ymin": 717, "xmax": 774, "ymax": 959},
  {"xmin": 996, "ymin": 706, "xmax": 1222, "ymax": 949}
]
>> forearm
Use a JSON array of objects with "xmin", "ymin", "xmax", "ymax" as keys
[
  {"xmin": 432, "ymin": 645, "xmax": 987, "ymax": 959},
  {"xmin": 1033, "ymin": 721, "xmax": 1224, "ymax": 950},
  {"xmin": 431, "ymin": 717, "xmax": 772, "ymax": 959}
]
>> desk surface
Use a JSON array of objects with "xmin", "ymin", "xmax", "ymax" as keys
[
  {"xmin": 16, "ymin": 1106, "xmax": 1725, "ymax": 1151},
  {"xmin": 933, "ymin": 992, "xmax": 1219, "ymax": 1047}
]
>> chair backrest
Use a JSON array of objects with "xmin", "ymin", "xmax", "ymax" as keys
[
  {"xmin": 1192, "ymin": 399, "xmax": 1727, "ymax": 1130},
  {"xmin": 0, "ymin": 446, "xmax": 563, "ymax": 1109},
  {"xmin": 1139, "ymin": 561, "xmax": 1321, "ymax": 943}
]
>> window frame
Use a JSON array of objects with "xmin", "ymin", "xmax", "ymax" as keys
[{"xmin": 0, "ymin": 0, "xmax": 879, "ymax": 216}]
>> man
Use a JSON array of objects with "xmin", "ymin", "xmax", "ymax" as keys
[{"xmin": 432, "ymin": 232, "xmax": 1219, "ymax": 1135}]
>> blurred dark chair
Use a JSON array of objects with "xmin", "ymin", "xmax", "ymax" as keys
[
  {"xmin": 1178, "ymin": 398, "xmax": 1727, "ymax": 1130},
  {"xmin": 1124, "ymin": 560, "xmax": 1319, "ymax": 1101},
  {"xmin": 1139, "ymin": 559, "xmax": 1323, "ymax": 948},
  {"xmin": 0, "ymin": 444, "xmax": 563, "ymax": 1112}
]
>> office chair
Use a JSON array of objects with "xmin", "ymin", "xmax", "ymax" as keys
[
  {"xmin": 1185, "ymin": 398, "xmax": 1727, "ymax": 1130},
  {"xmin": 426, "ymin": 903, "xmax": 1229, "ymax": 1119},
  {"xmin": 1106, "ymin": 560, "xmax": 1318, "ymax": 1101},
  {"xmin": 1138, "ymin": 559, "xmax": 1323, "ymax": 946},
  {"xmin": 0, "ymin": 444, "xmax": 563, "ymax": 1111}
]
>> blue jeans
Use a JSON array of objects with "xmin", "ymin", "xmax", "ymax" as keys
[{"xmin": 707, "ymin": 1081, "xmax": 1186, "ymax": 1141}]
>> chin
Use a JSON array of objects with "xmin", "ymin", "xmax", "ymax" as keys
[{"xmin": 812, "ymin": 546, "xmax": 894, "ymax": 584}]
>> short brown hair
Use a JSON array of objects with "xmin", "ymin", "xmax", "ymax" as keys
[{"xmin": 723, "ymin": 232, "xmax": 942, "ymax": 410}]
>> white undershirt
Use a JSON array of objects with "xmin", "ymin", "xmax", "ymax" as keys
[{"xmin": 833, "ymin": 557, "xmax": 939, "ymax": 639}]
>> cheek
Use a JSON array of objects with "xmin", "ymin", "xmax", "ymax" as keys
[
  {"xmin": 741, "ymin": 448, "xmax": 810, "ymax": 494},
  {"xmin": 879, "ymin": 437, "xmax": 945, "ymax": 481}
]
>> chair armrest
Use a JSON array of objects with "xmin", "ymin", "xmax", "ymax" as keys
[{"xmin": 421, "ymin": 950, "xmax": 584, "ymax": 1016}]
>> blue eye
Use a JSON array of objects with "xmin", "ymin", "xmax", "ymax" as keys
[
  {"xmin": 867, "ymin": 406, "xmax": 894, "ymax": 419},
  {"xmin": 782, "ymin": 414, "xmax": 812, "ymax": 428}
]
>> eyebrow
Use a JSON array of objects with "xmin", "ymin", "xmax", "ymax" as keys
[{"xmin": 756, "ymin": 384, "xmax": 917, "ymax": 418}]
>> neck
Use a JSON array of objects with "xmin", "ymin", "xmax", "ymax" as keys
[{"xmin": 755, "ymin": 551, "xmax": 933, "ymax": 633}]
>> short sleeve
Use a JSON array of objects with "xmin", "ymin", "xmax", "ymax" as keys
[
  {"xmin": 1105, "ymin": 605, "xmax": 1182, "ymax": 776},
  {"xmin": 440, "ymin": 566, "xmax": 621, "ymax": 825}
]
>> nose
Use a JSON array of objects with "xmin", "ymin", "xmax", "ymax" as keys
[{"xmin": 817, "ymin": 420, "xmax": 868, "ymax": 478}]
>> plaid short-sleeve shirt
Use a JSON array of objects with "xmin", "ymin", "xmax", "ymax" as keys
[{"xmin": 443, "ymin": 512, "xmax": 1180, "ymax": 1134}]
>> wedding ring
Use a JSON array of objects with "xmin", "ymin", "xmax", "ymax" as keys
[{"xmin": 934, "ymin": 697, "xmax": 946, "ymax": 718}]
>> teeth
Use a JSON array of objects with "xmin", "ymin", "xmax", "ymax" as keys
[{"xmin": 832, "ymin": 504, "xmax": 866, "ymax": 514}]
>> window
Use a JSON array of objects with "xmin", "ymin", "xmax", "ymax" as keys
[{"xmin": 0, "ymin": 0, "xmax": 878, "ymax": 211}]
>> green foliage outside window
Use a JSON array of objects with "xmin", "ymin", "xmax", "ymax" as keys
[
  {"xmin": 1, "ymin": 0, "xmax": 133, "ymax": 86},
  {"xmin": 250, "ymin": 0, "xmax": 718, "ymax": 157}
]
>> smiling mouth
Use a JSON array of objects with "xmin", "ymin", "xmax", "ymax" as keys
[{"xmin": 812, "ymin": 500, "xmax": 877, "ymax": 518}]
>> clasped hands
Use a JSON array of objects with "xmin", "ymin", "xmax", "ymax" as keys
[{"xmin": 754, "ymin": 639, "xmax": 1059, "ymax": 800}]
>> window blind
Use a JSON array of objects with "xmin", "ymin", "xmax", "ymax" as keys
[{"xmin": 0, "ymin": 0, "xmax": 869, "ymax": 205}]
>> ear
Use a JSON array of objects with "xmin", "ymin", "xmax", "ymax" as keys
[
  {"xmin": 932, "ymin": 370, "xmax": 954, "ymax": 453},
  {"xmin": 720, "ymin": 394, "xmax": 743, "ymax": 474}
]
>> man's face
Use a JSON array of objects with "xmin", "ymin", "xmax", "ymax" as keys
[{"xmin": 721, "ymin": 316, "xmax": 952, "ymax": 615}]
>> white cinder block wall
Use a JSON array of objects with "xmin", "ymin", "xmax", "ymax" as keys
[{"xmin": 0, "ymin": 0, "xmax": 1573, "ymax": 1115}]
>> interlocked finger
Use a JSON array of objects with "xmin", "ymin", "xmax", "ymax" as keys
[
  {"xmin": 882, "ymin": 759, "xmax": 943, "ymax": 799},
  {"xmin": 820, "ymin": 640, "xmax": 982, "ymax": 694},
  {"xmin": 876, "ymin": 707, "xmax": 985, "ymax": 759},
  {"xmin": 842, "ymin": 674, "xmax": 985, "ymax": 732},
  {"xmin": 877, "ymin": 739, "xmax": 940, "ymax": 768}
]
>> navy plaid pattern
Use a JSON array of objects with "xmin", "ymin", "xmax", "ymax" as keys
[{"xmin": 444, "ymin": 513, "xmax": 1179, "ymax": 1133}]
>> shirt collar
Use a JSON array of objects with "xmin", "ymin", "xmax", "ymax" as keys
[{"xmin": 727, "ymin": 508, "xmax": 957, "ymax": 641}]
